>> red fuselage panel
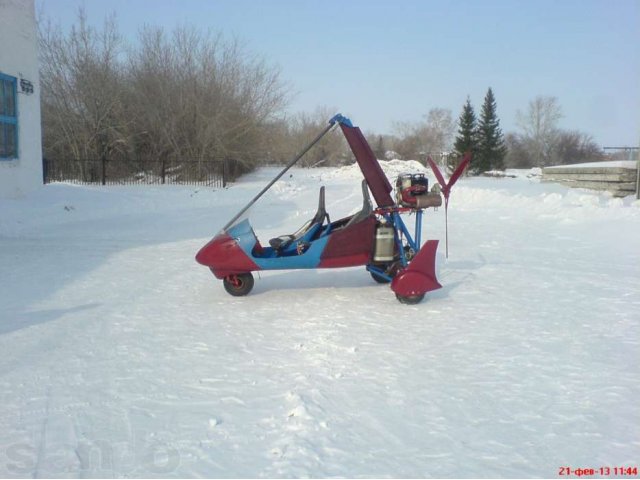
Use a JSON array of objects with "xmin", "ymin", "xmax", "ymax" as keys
[{"xmin": 319, "ymin": 216, "xmax": 376, "ymax": 268}]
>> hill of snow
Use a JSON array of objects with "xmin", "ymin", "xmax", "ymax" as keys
[{"xmin": 0, "ymin": 166, "xmax": 638, "ymax": 477}]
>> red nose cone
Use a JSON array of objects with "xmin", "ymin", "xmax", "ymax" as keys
[
  {"xmin": 195, "ymin": 232, "xmax": 260, "ymax": 279},
  {"xmin": 195, "ymin": 235, "xmax": 228, "ymax": 267},
  {"xmin": 195, "ymin": 245, "xmax": 209, "ymax": 265}
]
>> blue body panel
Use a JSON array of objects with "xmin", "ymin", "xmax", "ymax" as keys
[
  {"xmin": 227, "ymin": 219, "xmax": 329, "ymax": 270},
  {"xmin": 329, "ymin": 114, "xmax": 353, "ymax": 127},
  {"xmin": 227, "ymin": 220, "xmax": 258, "ymax": 253},
  {"xmin": 253, "ymin": 236, "xmax": 329, "ymax": 270}
]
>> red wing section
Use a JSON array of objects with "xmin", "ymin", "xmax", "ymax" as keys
[{"xmin": 339, "ymin": 124, "xmax": 394, "ymax": 207}]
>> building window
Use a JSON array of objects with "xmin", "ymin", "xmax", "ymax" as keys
[{"xmin": 0, "ymin": 73, "xmax": 18, "ymax": 159}]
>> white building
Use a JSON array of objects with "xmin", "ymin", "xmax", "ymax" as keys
[{"xmin": 0, "ymin": 0, "xmax": 42, "ymax": 197}]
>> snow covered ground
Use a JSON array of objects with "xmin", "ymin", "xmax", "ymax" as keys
[{"xmin": 1, "ymin": 162, "xmax": 639, "ymax": 478}]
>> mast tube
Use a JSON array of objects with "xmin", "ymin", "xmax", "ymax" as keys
[{"xmin": 221, "ymin": 119, "xmax": 340, "ymax": 231}]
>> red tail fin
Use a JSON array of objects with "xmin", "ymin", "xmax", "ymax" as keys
[{"xmin": 391, "ymin": 240, "xmax": 442, "ymax": 297}]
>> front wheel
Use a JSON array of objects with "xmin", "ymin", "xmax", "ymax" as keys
[
  {"xmin": 395, "ymin": 293, "xmax": 425, "ymax": 305},
  {"xmin": 223, "ymin": 273, "xmax": 254, "ymax": 296}
]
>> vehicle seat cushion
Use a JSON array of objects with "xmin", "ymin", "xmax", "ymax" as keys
[{"xmin": 269, "ymin": 235, "xmax": 294, "ymax": 250}]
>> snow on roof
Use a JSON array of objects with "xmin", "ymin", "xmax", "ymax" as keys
[{"xmin": 545, "ymin": 160, "xmax": 637, "ymax": 170}]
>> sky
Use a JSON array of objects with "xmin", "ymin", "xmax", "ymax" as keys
[{"xmin": 38, "ymin": 0, "xmax": 640, "ymax": 147}]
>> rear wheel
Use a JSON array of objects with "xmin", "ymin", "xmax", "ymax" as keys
[
  {"xmin": 370, "ymin": 270, "xmax": 391, "ymax": 284},
  {"xmin": 223, "ymin": 273, "xmax": 254, "ymax": 296},
  {"xmin": 368, "ymin": 263, "xmax": 394, "ymax": 284},
  {"xmin": 370, "ymin": 246, "xmax": 413, "ymax": 285},
  {"xmin": 395, "ymin": 293, "xmax": 425, "ymax": 305}
]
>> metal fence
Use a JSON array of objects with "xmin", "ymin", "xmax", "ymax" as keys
[{"xmin": 43, "ymin": 158, "xmax": 229, "ymax": 187}]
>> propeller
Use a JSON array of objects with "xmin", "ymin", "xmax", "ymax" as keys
[{"xmin": 427, "ymin": 152, "xmax": 471, "ymax": 258}]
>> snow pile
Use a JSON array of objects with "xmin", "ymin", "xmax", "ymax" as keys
[
  {"xmin": 323, "ymin": 158, "xmax": 429, "ymax": 182},
  {"xmin": 0, "ymin": 168, "xmax": 638, "ymax": 477},
  {"xmin": 378, "ymin": 158, "xmax": 429, "ymax": 178}
]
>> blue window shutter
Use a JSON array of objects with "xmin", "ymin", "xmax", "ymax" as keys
[{"xmin": 0, "ymin": 73, "xmax": 18, "ymax": 159}]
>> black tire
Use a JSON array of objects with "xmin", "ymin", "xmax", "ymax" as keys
[
  {"xmin": 370, "ymin": 270, "xmax": 391, "ymax": 284},
  {"xmin": 395, "ymin": 293, "xmax": 425, "ymax": 305},
  {"xmin": 368, "ymin": 262, "xmax": 395, "ymax": 284},
  {"xmin": 223, "ymin": 273, "xmax": 254, "ymax": 296}
]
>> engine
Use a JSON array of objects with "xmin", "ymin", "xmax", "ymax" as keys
[{"xmin": 395, "ymin": 173, "xmax": 442, "ymax": 209}]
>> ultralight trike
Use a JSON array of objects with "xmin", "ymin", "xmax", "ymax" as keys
[{"xmin": 196, "ymin": 114, "xmax": 468, "ymax": 304}]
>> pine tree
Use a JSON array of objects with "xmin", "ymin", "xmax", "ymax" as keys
[
  {"xmin": 474, "ymin": 87, "xmax": 506, "ymax": 173},
  {"xmin": 452, "ymin": 96, "xmax": 478, "ymax": 173}
]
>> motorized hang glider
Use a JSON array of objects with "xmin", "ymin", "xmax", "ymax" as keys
[{"xmin": 196, "ymin": 114, "xmax": 467, "ymax": 304}]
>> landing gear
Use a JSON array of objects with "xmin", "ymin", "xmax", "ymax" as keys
[
  {"xmin": 368, "ymin": 262, "xmax": 397, "ymax": 284},
  {"xmin": 369, "ymin": 247, "xmax": 413, "ymax": 285},
  {"xmin": 223, "ymin": 273, "xmax": 254, "ymax": 296}
]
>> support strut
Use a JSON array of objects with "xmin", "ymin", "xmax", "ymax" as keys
[{"xmin": 222, "ymin": 117, "xmax": 345, "ymax": 231}]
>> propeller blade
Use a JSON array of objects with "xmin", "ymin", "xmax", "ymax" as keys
[
  {"xmin": 427, "ymin": 156, "xmax": 447, "ymax": 193},
  {"xmin": 428, "ymin": 152, "xmax": 471, "ymax": 259},
  {"xmin": 448, "ymin": 152, "xmax": 471, "ymax": 190}
]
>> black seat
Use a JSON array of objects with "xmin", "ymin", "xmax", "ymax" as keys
[
  {"xmin": 345, "ymin": 180, "xmax": 373, "ymax": 227},
  {"xmin": 269, "ymin": 186, "xmax": 328, "ymax": 251}
]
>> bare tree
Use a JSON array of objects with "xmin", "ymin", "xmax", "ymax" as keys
[
  {"xmin": 505, "ymin": 129, "xmax": 602, "ymax": 168},
  {"xmin": 425, "ymin": 108, "xmax": 455, "ymax": 153},
  {"xmin": 516, "ymin": 95, "xmax": 563, "ymax": 166},
  {"xmin": 39, "ymin": 9, "xmax": 130, "ymax": 165},
  {"xmin": 552, "ymin": 130, "xmax": 603, "ymax": 165},
  {"xmin": 390, "ymin": 121, "xmax": 422, "ymax": 160},
  {"xmin": 274, "ymin": 106, "xmax": 349, "ymax": 167},
  {"xmin": 391, "ymin": 108, "xmax": 455, "ymax": 160},
  {"xmin": 39, "ymin": 10, "xmax": 288, "ymax": 181},
  {"xmin": 127, "ymin": 25, "xmax": 288, "ymax": 170},
  {"xmin": 504, "ymin": 132, "xmax": 534, "ymax": 168}
]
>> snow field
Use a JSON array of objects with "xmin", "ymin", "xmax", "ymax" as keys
[{"xmin": 0, "ymin": 164, "xmax": 638, "ymax": 477}]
